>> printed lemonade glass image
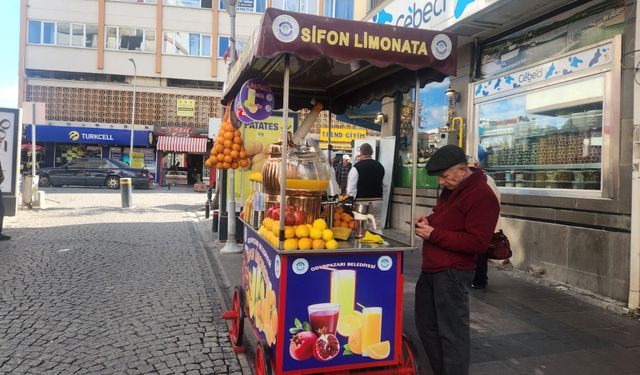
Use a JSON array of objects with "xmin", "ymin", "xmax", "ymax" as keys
[
  {"xmin": 361, "ymin": 307, "xmax": 382, "ymax": 357},
  {"xmin": 308, "ymin": 303, "xmax": 340, "ymax": 334},
  {"xmin": 330, "ymin": 270, "xmax": 356, "ymax": 336}
]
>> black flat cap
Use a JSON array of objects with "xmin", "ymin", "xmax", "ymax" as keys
[{"xmin": 425, "ymin": 145, "xmax": 466, "ymax": 176}]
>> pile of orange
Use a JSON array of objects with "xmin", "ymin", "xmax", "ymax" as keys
[
  {"xmin": 205, "ymin": 119, "xmax": 250, "ymax": 170},
  {"xmin": 333, "ymin": 207, "xmax": 356, "ymax": 229}
]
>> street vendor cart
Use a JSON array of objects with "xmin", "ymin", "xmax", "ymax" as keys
[{"xmin": 220, "ymin": 8, "xmax": 457, "ymax": 375}]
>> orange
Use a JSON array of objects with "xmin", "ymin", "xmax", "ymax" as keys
[
  {"xmin": 231, "ymin": 162, "xmax": 239, "ymax": 169},
  {"xmin": 216, "ymin": 162, "xmax": 223, "ymax": 169},
  {"xmin": 341, "ymin": 213, "xmax": 352, "ymax": 222},
  {"xmin": 224, "ymin": 155, "xmax": 233, "ymax": 163},
  {"xmin": 234, "ymin": 130, "xmax": 242, "ymax": 138},
  {"xmin": 335, "ymin": 207, "xmax": 344, "ymax": 215},
  {"xmin": 367, "ymin": 341, "xmax": 390, "ymax": 360},
  {"xmin": 239, "ymin": 150, "xmax": 247, "ymax": 159},
  {"xmin": 215, "ymin": 144, "xmax": 224, "ymax": 153},
  {"xmin": 239, "ymin": 159, "xmax": 249, "ymax": 168},
  {"xmin": 223, "ymin": 122, "xmax": 234, "ymax": 132},
  {"xmin": 312, "ymin": 239, "xmax": 325, "ymax": 250},
  {"xmin": 232, "ymin": 143, "xmax": 241, "ymax": 151},
  {"xmin": 223, "ymin": 139, "xmax": 233, "ymax": 148},
  {"xmin": 223, "ymin": 148, "xmax": 231, "ymax": 156},
  {"xmin": 230, "ymin": 150, "xmax": 239, "ymax": 159},
  {"xmin": 233, "ymin": 136, "xmax": 242, "ymax": 145},
  {"xmin": 222, "ymin": 162, "xmax": 230, "ymax": 169},
  {"xmin": 216, "ymin": 154, "xmax": 225, "ymax": 162},
  {"xmin": 298, "ymin": 237, "xmax": 312, "ymax": 250},
  {"xmin": 333, "ymin": 213, "xmax": 341, "ymax": 222},
  {"xmin": 342, "ymin": 222, "xmax": 351, "ymax": 228},
  {"xmin": 334, "ymin": 219, "xmax": 342, "ymax": 227},
  {"xmin": 347, "ymin": 329, "xmax": 362, "ymax": 354}
]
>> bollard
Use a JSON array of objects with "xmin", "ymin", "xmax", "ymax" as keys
[{"xmin": 120, "ymin": 178, "xmax": 133, "ymax": 208}]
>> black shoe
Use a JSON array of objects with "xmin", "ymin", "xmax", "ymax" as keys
[
  {"xmin": 0, "ymin": 234, "xmax": 10, "ymax": 241},
  {"xmin": 470, "ymin": 283, "xmax": 486, "ymax": 290}
]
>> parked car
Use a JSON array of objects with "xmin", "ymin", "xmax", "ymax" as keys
[{"xmin": 37, "ymin": 157, "xmax": 154, "ymax": 189}]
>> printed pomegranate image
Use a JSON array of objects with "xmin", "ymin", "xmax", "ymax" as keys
[
  {"xmin": 289, "ymin": 331, "xmax": 318, "ymax": 361},
  {"xmin": 313, "ymin": 333, "xmax": 340, "ymax": 361}
]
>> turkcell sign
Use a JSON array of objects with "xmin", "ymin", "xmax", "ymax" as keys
[
  {"xmin": 369, "ymin": 0, "xmax": 498, "ymax": 31},
  {"xmin": 25, "ymin": 125, "xmax": 153, "ymax": 147}
]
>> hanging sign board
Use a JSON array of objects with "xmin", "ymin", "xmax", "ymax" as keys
[
  {"xmin": 238, "ymin": 79, "xmax": 274, "ymax": 121},
  {"xmin": 177, "ymin": 99, "xmax": 196, "ymax": 117},
  {"xmin": 320, "ymin": 128, "xmax": 367, "ymax": 143}
]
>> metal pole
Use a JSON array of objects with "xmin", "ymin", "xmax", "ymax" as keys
[
  {"xmin": 31, "ymin": 102, "xmax": 36, "ymax": 178},
  {"xmin": 128, "ymin": 57, "xmax": 137, "ymax": 165},
  {"xmin": 409, "ymin": 75, "xmax": 420, "ymax": 248},
  {"xmin": 279, "ymin": 54, "xmax": 290, "ymax": 249},
  {"xmin": 629, "ymin": 2, "xmax": 640, "ymax": 309}
]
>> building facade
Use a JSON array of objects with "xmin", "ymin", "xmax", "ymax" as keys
[
  {"xmin": 18, "ymin": 0, "xmax": 359, "ymax": 183},
  {"xmin": 363, "ymin": 0, "xmax": 638, "ymax": 305}
]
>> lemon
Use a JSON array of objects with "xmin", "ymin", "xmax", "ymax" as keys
[
  {"xmin": 313, "ymin": 218, "xmax": 328, "ymax": 231},
  {"xmin": 367, "ymin": 341, "xmax": 390, "ymax": 360},
  {"xmin": 263, "ymin": 217, "xmax": 274, "ymax": 228},
  {"xmin": 312, "ymin": 239, "xmax": 326, "ymax": 250},
  {"xmin": 337, "ymin": 311, "xmax": 362, "ymax": 337},
  {"xmin": 305, "ymin": 224, "xmax": 313, "ymax": 231},
  {"xmin": 283, "ymin": 238, "xmax": 298, "ymax": 251},
  {"xmin": 284, "ymin": 226, "xmax": 295, "ymax": 239},
  {"xmin": 295, "ymin": 225, "xmax": 310, "ymax": 239},
  {"xmin": 325, "ymin": 239, "xmax": 338, "ymax": 250},
  {"xmin": 298, "ymin": 237, "xmax": 312, "ymax": 250},
  {"xmin": 321, "ymin": 229, "xmax": 334, "ymax": 242},
  {"xmin": 271, "ymin": 220, "xmax": 281, "ymax": 236},
  {"xmin": 309, "ymin": 228, "xmax": 322, "ymax": 240}
]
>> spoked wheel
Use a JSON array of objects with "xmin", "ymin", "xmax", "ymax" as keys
[
  {"xmin": 397, "ymin": 334, "xmax": 421, "ymax": 375},
  {"xmin": 38, "ymin": 174, "xmax": 51, "ymax": 187},
  {"xmin": 105, "ymin": 175, "xmax": 120, "ymax": 189},
  {"xmin": 229, "ymin": 286, "xmax": 245, "ymax": 347},
  {"xmin": 255, "ymin": 340, "xmax": 273, "ymax": 375}
]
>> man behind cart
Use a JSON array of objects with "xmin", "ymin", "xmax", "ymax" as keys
[
  {"xmin": 346, "ymin": 143, "xmax": 385, "ymax": 230},
  {"xmin": 414, "ymin": 145, "xmax": 500, "ymax": 375}
]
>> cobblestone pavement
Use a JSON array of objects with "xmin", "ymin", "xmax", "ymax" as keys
[{"xmin": 0, "ymin": 187, "xmax": 243, "ymax": 375}]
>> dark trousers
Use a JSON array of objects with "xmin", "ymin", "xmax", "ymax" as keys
[
  {"xmin": 0, "ymin": 188, "xmax": 4, "ymax": 233},
  {"xmin": 473, "ymin": 253, "xmax": 488, "ymax": 286},
  {"xmin": 415, "ymin": 269, "xmax": 473, "ymax": 375}
]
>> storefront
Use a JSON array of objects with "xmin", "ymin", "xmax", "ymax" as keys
[
  {"xmin": 24, "ymin": 124, "xmax": 155, "ymax": 170},
  {"xmin": 155, "ymin": 135, "xmax": 209, "ymax": 185},
  {"xmin": 370, "ymin": 0, "xmax": 634, "ymax": 302}
]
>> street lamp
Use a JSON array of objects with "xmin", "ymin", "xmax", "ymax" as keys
[{"xmin": 128, "ymin": 57, "xmax": 137, "ymax": 165}]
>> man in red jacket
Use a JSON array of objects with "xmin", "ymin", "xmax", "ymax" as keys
[{"xmin": 414, "ymin": 145, "xmax": 499, "ymax": 375}]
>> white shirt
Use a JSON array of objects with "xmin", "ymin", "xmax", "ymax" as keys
[{"xmin": 346, "ymin": 167, "xmax": 359, "ymax": 197}]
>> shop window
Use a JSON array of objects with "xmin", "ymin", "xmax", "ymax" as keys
[
  {"xmin": 477, "ymin": 75, "xmax": 604, "ymax": 191},
  {"xmin": 396, "ymin": 79, "xmax": 450, "ymax": 189},
  {"xmin": 164, "ymin": 0, "xmax": 211, "ymax": 8}
]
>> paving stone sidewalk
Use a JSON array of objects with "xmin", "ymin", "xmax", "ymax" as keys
[{"xmin": 0, "ymin": 187, "xmax": 243, "ymax": 375}]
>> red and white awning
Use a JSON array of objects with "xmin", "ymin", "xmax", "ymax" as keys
[{"xmin": 156, "ymin": 136, "xmax": 208, "ymax": 154}]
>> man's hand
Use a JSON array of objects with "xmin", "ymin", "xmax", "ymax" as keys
[
  {"xmin": 415, "ymin": 221, "xmax": 434, "ymax": 240},
  {"xmin": 415, "ymin": 215, "xmax": 429, "ymax": 226}
]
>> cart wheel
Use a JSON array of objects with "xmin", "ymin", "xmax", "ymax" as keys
[
  {"xmin": 398, "ymin": 334, "xmax": 421, "ymax": 375},
  {"xmin": 229, "ymin": 286, "xmax": 246, "ymax": 347},
  {"xmin": 255, "ymin": 340, "xmax": 273, "ymax": 375}
]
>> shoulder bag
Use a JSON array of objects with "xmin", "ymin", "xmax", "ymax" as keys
[{"xmin": 487, "ymin": 230, "xmax": 512, "ymax": 260}]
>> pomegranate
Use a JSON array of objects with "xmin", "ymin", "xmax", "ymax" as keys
[
  {"xmin": 289, "ymin": 331, "xmax": 317, "ymax": 361},
  {"xmin": 312, "ymin": 333, "xmax": 340, "ymax": 361},
  {"xmin": 293, "ymin": 210, "xmax": 305, "ymax": 225},
  {"xmin": 284, "ymin": 211, "xmax": 296, "ymax": 226}
]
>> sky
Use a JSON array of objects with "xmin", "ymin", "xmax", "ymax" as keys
[{"xmin": 0, "ymin": 1, "xmax": 19, "ymax": 108}]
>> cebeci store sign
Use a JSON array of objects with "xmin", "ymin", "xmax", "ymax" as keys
[
  {"xmin": 368, "ymin": 0, "xmax": 498, "ymax": 31},
  {"xmin": 26, "ymin": 125, "xmax": 153, "ymax": 147}
]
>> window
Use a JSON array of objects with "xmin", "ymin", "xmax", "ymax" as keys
[
  {"xmin": 164, "ymin": 32, "xmax": 211, "ymax": 56},
  {"xmin": 86, "ymin": 25, "xmax": 98, "ymax": 48},
  {"xmin": 217, "ymin": 36, "xmax": 248, "ymax": 58},
  {"xmin": 219, "ymin": 0, "xmax": 265, "ymax": 12},
  {"xmin": 272, "ymin": 0, "xmax": 318, "ymax": 14},
  {"xmin": 476, "ymin": 75, "xmax": 604, "ymax": 191},
  {"xmin": 86, "ymin": 159, "xmax": 111, "ymax": 169},
  {"xmin": 106, "ymin": 26, "xmax": 155, "ymax": 52},
  {"xmin": 28, "ymin": 20, "xmax": 96, "ymax": 47},
  {"xmin": 67, "ymin": 159, "xmax": 88, "ymax": 169},
  {"xmin": 324, "ymin": 0, "xmax": 353, "ymax": 19},
  {"xmin": 111, "ymin": 0, "xmax": 157, "ymax": 3},
  {"xmin": 164, "ymin": 0, "xmax": 211, "ymax": 8}
]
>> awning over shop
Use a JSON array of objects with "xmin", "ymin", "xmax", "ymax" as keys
[
  {"xmin": 223, "ymin": 8, "xmax": 457, "ymax": 115},
  {"xmin": 156, "ymin": 136, "xmax": 208, "ymax": 154}
]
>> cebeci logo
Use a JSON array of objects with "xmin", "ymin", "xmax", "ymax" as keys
[
  {"xmin": 431, "ymin": 34, "xmax": 452, "ymax": 60},
  {"xmin": 68, "ymin": 131, "xmax": 80, "ymax": 141},
  {"xmin": 272, "ymin": 14, "xmax": 299, "ymax": 43}
]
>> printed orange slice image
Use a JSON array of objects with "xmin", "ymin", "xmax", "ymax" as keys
[
  {"xmin": 347, "ymin": 329, "xmax": 362, "ymax": 355},
  {"xmin": 367, "ymin": 341, "xmax": 390, "ymax": 360}
]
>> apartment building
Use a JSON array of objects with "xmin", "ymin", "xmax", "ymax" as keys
[{"xmin": 18, "ymin": 0, "xmax": 357, "ymax": 182}]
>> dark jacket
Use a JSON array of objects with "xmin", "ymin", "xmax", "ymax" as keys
[
  {"xmin": 422, "ymin": 171, "xmax": 500, "ymax": 273},
  {"xmin": 353, "ymin": 159, "xmax": 384, "ymax": 198}
]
